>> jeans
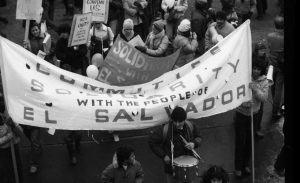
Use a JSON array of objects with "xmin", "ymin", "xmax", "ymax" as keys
[
  {"xmin": 64, "ymin": 130, "xmax": 82, "ymax": 158},
  {"xmin": 234, "ymin": 111, "xmax": 259, "ymax": 171},
  {"xmin": 21, "ymin": 125, "xmax": 42, "ymax": 167}
]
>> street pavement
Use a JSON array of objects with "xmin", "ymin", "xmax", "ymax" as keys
[{"xmin": 0, "ymin": 0, "xmax": 285, "ymax": 183}]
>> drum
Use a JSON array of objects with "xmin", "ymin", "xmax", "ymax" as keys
[{"xmin": 173, "ymin": 155, "xmax": 199, "ymax": 182}]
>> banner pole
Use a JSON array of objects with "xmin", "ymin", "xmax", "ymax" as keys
[
  {"xmin": 10, "ymin": 141, "xmax": 20, "ymax": 183},
  {"xmin": 251, "ymin": 105, "xmax": 255, "ymax": 183},
  {"xmin": 24, "ymin": 19, "xmax": 30, "ymax": 41}
]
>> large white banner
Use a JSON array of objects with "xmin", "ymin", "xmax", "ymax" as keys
[{"xmin": 0, "ymin": 21, "xmax": 252, "ymax": 131}]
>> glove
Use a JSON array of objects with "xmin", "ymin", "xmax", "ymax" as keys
[{"xmin": 135, "ymin": 45, "xmax": 147, "ymax": 53}]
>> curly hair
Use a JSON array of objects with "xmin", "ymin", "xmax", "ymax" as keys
[
  {"xmin": 116, "ymin": 146, "xmax": 134, "ymax": 167},
  {"xmin": 202, "ymin": 165, "xmax": 229, "ymax": 183}
]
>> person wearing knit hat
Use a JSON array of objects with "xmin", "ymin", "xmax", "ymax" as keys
[
  {"xmin": 135, "ymin": 19, "xmax": 169, "ymax": 57},
  {"xmin": 148, "ymin": 106, "xmax": 202, "ymax": 183},
  {"xmin": 120, "ymin": 18, "xmax": 137, "ymax": 42},
  {"xmin": 153, "ymin": 19, "xmax": 165, "ymax": 33},
  {"xmin": 172, "ymin": 19, "xmax": 198, "ymax": 68},
  {"xmin": 177, "ymin": 19, "xmax": 191, "ymax": 33}
]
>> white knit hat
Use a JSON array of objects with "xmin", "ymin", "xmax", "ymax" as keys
[
  {"xmin": 178, "ymin": 19, "xmax": 191, "ymax": 32},
  {"xmin": 123, "ymin": 18, "xmax": 134, "ymax": 30}
]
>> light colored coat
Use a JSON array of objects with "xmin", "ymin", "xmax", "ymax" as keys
[
  {"xmin": 145, "ymin": 30, "xmax": 169, "ymax": 57},
  {"xmin": 236, "ymin": 75, "xmax": 270, "ymax": 116},
  {"xmin": 173, "ymin": 33, "xmax": 198, "ymax": 67}
]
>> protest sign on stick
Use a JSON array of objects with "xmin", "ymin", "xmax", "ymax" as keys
[
  {"xmin": 16, "ymin": 0, "xmax": 43, "ymax": 41},
  {"xmin": 68, "ymin": 13, "xmax": 92, "ymax": 47},
  {"xmin": 83, "ymin": 0, "xmax": 109, "ymax": 23}
]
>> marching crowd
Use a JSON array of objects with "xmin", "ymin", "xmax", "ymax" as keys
[{"xmin": 0, "ymin": 0, "xmax": 286, "ymax": 183}]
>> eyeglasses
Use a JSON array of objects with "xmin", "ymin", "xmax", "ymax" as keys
[{"xmin": 124, "ymin": 28, "xmax": 133, "ymax": 31}]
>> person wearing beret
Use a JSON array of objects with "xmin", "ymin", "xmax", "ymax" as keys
[{"xmin": 135, "ymin": 19, "xmax": 169, "ymax": 57}]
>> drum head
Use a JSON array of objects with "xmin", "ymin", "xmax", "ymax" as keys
[{"xmin": 173, "ymin": 155, "xmax": 199, "ymax": 167}]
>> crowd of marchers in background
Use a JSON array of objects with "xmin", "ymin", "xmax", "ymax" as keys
[{"xmin": 0, "ymin": 0, "xmax": 286, "ymax": 183}]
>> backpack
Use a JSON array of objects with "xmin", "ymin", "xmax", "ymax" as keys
[{"xmin": 162, "ymin": 120, "xmax": 194, "ymax": 143}]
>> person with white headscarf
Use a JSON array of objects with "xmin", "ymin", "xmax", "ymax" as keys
[
  {"xmin": 172, "ymin": 19, "xmax": 198, "ymax": 69},
  {"xmin": 119, "ymin": 18, "xmax": 138, "ymax": 42}
]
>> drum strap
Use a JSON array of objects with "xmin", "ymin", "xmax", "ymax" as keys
[{"xmin": 162, "ymin": 120, "xmax": 193, "ymax": 143}]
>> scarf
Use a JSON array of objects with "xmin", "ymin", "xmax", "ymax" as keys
[
  {"xmin": 148, "ymin": 30, "xmax": 165, "ymax": 49},
  {"xmin": 122, "ymin": 29, "xmax": 135, "ymax": 41}
]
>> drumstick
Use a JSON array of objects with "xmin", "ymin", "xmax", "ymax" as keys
[
  {"xmin": 171, "ymin": 140, "xmax": 174, "ymax": 166},
  {"xmin": 179, "ymin": 135, "xmax": 202, "ymax": 161}
]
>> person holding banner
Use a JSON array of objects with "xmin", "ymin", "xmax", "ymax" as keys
[
  {"xmin": 234, "ymin": 57, "xmax": 270, "ymax": 178},
  {"xmin": 148, "ymin": 106, "xmax": 202, "ymax": 183},
  {"xmin": 101, "ymin": 145, "xmax": 144, "ymax": 183},
  {"xmin": 23, "ymin": 21, "xmax": 55, "ymax": 63},
  {"xmin": 22, "ymin": 21, "xmax": 52, "ymax": 174},
  {"xmin": 119, "ymin": 18, "xmax": 138, "ymax": 42},
  {"xmin": 204, "ymin": 10, "xmax": 235, "ymax": 51},
  {"xmin": 252, "ymin": 39, "xmax": 270, "ymax": 139},
  {"xmin": 172, "ymin": 19, "xmax": 198, "ymax": 68},
  {"xmin": 135, "ymin": 19, "xmax": 169, "ymax": 57},
  {"xmin": 88, "ymin": 22, "xmax": 114, "ymax": 59}
]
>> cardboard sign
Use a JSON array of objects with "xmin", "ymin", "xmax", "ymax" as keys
[
  {"xmin": 43, "ymin": 33, "xmax": 51, "ymax": 54},
  {"xmin": 82, "ymin": 0, "xmax": 109, "ymax": 23},
  {"xmin": 97, "ymin": 36, "xmax": 180, "ymax": 86},
  {"xmin": 68, "ymin": 13, "xmax": 92, "ymax": 47},
  {"xmin": 16, "ymin": 0, "xmax": 42, "ymax": 20},
  {"xmin": 37, "ymin": 50, "xmax": 46, "ymax": 59}
]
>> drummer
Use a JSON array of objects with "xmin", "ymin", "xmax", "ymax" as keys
[{"xmin": 148, "ymin": 106, "xmax": 202, "ymax": 183}]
